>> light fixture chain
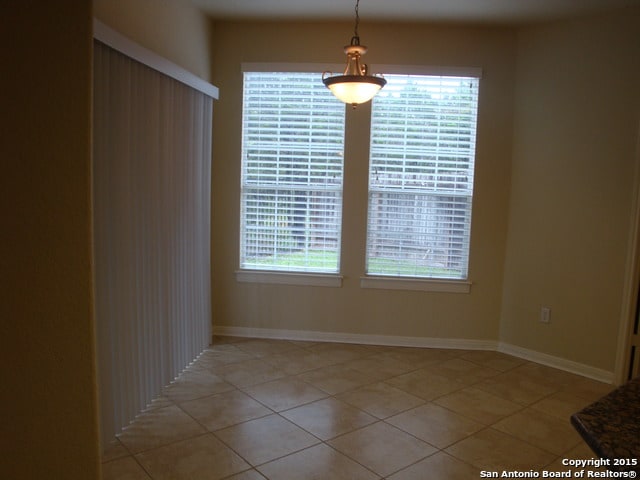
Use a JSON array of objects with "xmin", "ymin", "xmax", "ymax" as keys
[{"xmin": 354, "ymin": 0, "xmax": 360, "ymax": 38}]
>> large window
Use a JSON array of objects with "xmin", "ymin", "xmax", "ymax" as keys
[
  {"xmin": 240, "ymin": 71, "xmax": 346, "ymax": 273},
  {"xmin": 366, "ymin": 74, "xmax": 480, "ymax": 280}
]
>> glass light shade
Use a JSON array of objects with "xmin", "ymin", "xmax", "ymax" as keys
[
  {"xmin": 323, "ymin": 40, "xmax": 386, "ymax": 107},
  {"xmin": 323, "ymin": 75, "xmax": 386, "ymax": 105}
]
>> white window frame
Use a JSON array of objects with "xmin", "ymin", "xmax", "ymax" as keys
[
  {"xmin": 362, "ymin": 65, "xmax": 482, "ymax": 293},
  {"xmin": 237, "ymin": 64, "xmax": 346, "ymax": 287}
]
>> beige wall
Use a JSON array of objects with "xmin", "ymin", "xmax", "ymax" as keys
[
  {"xmin": 210, "ymin": 21, "xmax": 517, "ymax": 342},
  {"xmin": 94, "ymin": 0, "xmax": 212, "ymax": 81},
  {"xmin": 501, "ymin": 8, "xmax": 640, "ymax": 372},
  {"xmin": 1, "ymin": 1, "xmax": 100, "ymax": 478}
]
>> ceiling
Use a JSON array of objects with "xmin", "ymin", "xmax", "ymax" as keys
[{"xmin": 190, "ymin": 0, "xmax": 640, "ymax": 24}]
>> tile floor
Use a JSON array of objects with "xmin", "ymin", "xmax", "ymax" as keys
[{"xmin": 102, "ymin": 336, "xmax": 615, "ymax": 479}]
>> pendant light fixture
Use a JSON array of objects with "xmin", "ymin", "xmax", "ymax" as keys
[{"xmin": 322, "ymin": 0, "xmax": 386, "ymax": 107}]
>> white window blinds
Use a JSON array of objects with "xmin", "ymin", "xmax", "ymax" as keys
[
  {"xmin": 366, "ymin": 74, "xmax": 480, "ymax": 279},
  {"xmin": 240, "ymin": 72, "xmax": 345, "ymax": 273}
]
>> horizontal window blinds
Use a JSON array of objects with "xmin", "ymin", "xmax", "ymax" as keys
[
  {"xmin": 241, "ymin": 72, "xmax": 345, "ymax": 273},
  {"xmin": 366, "ymin": 74, "xmax": 480, "ymax": 279}
]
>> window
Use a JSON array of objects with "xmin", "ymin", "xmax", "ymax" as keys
[
  {"xmin": 240, "ymin": 71, "xmax": 345, "ymax": 274},
  {"xmin": 366, "ymin": 74, "xmax": 480, "ymax": 280}
]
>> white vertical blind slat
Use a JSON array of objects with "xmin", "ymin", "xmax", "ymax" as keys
[{"xmin": 93, "ymin": 40, "xmax": 213, "ymax": 448}]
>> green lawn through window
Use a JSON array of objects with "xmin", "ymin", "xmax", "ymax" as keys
[{"xmin": 245, "ymin": 249, "xmax": 461, "ymax": 278}]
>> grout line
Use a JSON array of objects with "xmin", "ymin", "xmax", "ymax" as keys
[{"xmin": 131, "ymin": 452, "xmax": 157, "ymax": 480}]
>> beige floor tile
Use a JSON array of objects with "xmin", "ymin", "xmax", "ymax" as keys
[
  {"xmin": 492, "ymin": 408, "xmax": 583, "ymax": 455},
  {"xmin": 179, "ymin": 389, "xmax": 272, "ymax": 431},
  {"xmin": 563, "ymin": 441, "xmax": 601, "ymax": 460},
  {"xmin": 102, "ymin": 456, "xmax": 151, "ymax": 480},
  {"xmin": 223, "ymin": 470, "xmax": 267, "ymax": 480},
  {"xmin": 307, "ymin": 342, "xmax": 376, "ymax": 364},
  {"xmin": 210, "ymin": 335, "xmax": 246, "ymax": 345},
  {"xmin": 387, "ymin": 452, "xmax": 478, "ymax": 480},
  {"xmin": 422, "ymin": 358, "xmax": 501, "ymax": 385},
  {"xmin": 387, "ymin": 403, "xmax": 484, "ymax": 448},
  {"xmin": 475, "ymin": 371, "xmax": 558, "ymax": 405},
  {"xmin": 381, "ymin": 346, "xmax": 461, "ymax": 367},
  {"xmin": 544, "ymin": 457, "xmax": 579, "ymax": 474},
  {"xmin": 341, "ymin": 354, "xmax": 415, "ymax": 381},
  {"xmin": 163, "ymin": 370, "xmax": 235, "ymax": 403},
  {"xmin": 207, "ymin": 342, "xmax": 244, "ymax": 351},
  {"xmin": 135, "ymin": 434, "xmax": 250, "ymax": 480},
  {"xmin": 530, "ymin": 391, "xmax": 593, "ymax": 421},
  {"xmin": 460, "ymin": 351, "xmax": 527, "ymax": 372},
  {"xmin": 328, "ymin": 421, "xmax": 437, "ymax": 477},
  {"xmin": 118, "ymin": 405, "xmax": 206, "ymax": 453},
  {"xmin": 336, "ymin": 382, "xmax": 424, "ymax": 419},
  {"xmin": 281, "ymin": 397, "xmax": 377, "ymax": 440},
  {"xmin": 433, "ymin": 387, "xmax": 522, "ymax": 425},
  {"xmin": 102, "ymin": 438, "xmax": 130, "ymax": 462},
  {"xmin": 546, "ymin": 443, "xmax": 609, "ymax": 473},
  {"xmin": 234, "ymin": 338, "xmax": 300, "ymax": 357},
  {"xmin": 385, "ymin": 368, "xmax": 465, "ymax": 400},
  {"xmin": 297, "ymin": 364, "xmax": 378, "ymax": 394},
  {"xmin": 214, "ymin": 414, "xmax": 320, "ymax": 466},
  {"xmin": 212, "ymin": 359, "xmax": 286, "ymax": 387},
  {"xmin": 560, "ymin": 377, "xmax": 615, "ymax": 402},
  {"xmin": 257, "ymin": 443, "xmax": 380, "ymax": 480},
  {"xmin": 360, "ymin": 344, "xmax": 392, "ymax": 354},
  {"xmin": 242, "ymin": 377, "xmax": 328, "ymax": 411},
  {"xmin": 262, "ymin": 349, "xmax": 334, "ymax": 375},
  {"xmin": 103, "ymin": 338, "xmax": 609, "ymax": 480},
  {"xmin": 445, "ymin": 428, "xmax": 556, "ymax": 471},
  {"xmin": 191, "ymin": 347, "xmax": 256, "ymax": 369},
  {"xmin": 511, "ymin": 363, "xmax": 583, "ymax": 389}
]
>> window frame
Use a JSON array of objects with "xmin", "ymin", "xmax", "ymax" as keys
[
  {"xmin": 237, "ymin": 64, "xmax": 482, "ymax": 292},
  {"xmin": 362, "ymin": 65, "xmax": 482, "ymax": 292},
  {"xmin": 238, "ymin": 64, "xmax": 346, "ymax": 286}
]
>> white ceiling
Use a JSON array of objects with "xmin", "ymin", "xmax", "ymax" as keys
[{"xmin": 190, "ymin": 0, "xmax": 640, "ymax": 24}]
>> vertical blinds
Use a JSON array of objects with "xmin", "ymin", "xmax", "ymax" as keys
[
  {"xmin": 241, "ymin": 72, "xmax": 345, "ymax": 273},
  {"xmin": 93, "ymin": 40, "xmax": 213, "ymax": 448},
  {"xmin": 366, "ymin": 74, "xmax": 480, "ymax": 279}
]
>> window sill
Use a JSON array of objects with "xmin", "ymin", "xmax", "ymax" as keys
[
  {"xmin": 236, "ymin": 270, "xmax": 343, "ymax": 287},
  {"xmin": 360, "ymin": 275, "xmax": 471, "ymax": 293}
]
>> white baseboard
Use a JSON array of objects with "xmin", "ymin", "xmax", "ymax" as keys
[
  {"xmin": 212, "ymin": 325, "xmax": 615, "ymax": 384},
  {"xmin": 498, "ymin": 343, "xmax": 614, "ymax": 384},
  {"xmin": 213, "ymin": 325, "xmax": 498, "ymax": 350}
]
